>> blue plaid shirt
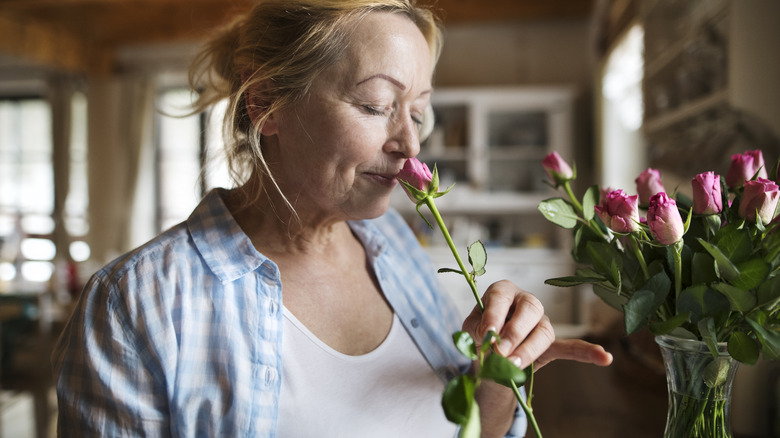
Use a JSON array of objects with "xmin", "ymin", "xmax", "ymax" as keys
[{"xmin": 52, "ymin": 189, "xmax": 526, "ymax": 437}]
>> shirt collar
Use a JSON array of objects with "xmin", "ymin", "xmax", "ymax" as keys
[
  {"xmin": 187, "ymin": 189, "xmax": 391, "ymax": 282},
  {"xmin": 348, "ymin": 218, "xmax": 389, "ymax": 261},
  {"xmin": 187, "ymin": 188, "xmax": 269, "ymax": 283}
]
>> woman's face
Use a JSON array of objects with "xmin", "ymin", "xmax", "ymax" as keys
[{"xmin": 265, "ymin": 12, "xmax": 432, "ymax": 222}]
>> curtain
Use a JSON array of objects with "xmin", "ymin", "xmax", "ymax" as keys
[{"xmin": 86, "ymin": 74, "xmax": 155, "ymax": 264}]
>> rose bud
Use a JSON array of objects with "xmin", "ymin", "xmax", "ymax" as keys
[
  {"xmin": 647, "ymin": 192, "xmax": 684, "ymax": 245},
  {"xmin": 397, "ymin": 157, "xmax": 434, "ymax": 202},
  {"xmin": 594, "ymin": 189, "xmax": 641, "ymax": 233},
  {"xmin": 599, "ymin": 186, "xmax": 615, "ymax": 202},
  {"xmin": 738, "ymin": 177, "xmax": 780, "ymax": 223},
  {"xmin": 635, "ymin": 168, "xmax": 665, "ymax": 207},
  {"xmin": 542, "ymin": 151, "xmax": 574, "ymax": 186},
  {"xmin": 691, "ymin": 171, "xmax": 722, "ymax": 215},
  {"xmin": 726, "ymin": 149, "xmax": 767, "ymax": 189}
]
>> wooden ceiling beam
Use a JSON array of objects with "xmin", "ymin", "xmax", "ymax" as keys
[
  {"xmin": 422, "ymin": 0, "xmax": 594, "ymax": 23},
  {"xmin": 0, "ymin": 11, "xmax": 112, "ymax": 75},
  {"xmin": 0, "ymin": 0, "xmax": 594, "ymax": 76}
]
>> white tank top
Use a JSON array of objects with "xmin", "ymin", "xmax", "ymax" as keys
[{"xmin": 278, "ymin": 308, "xmax": 457, "ymax": 437}]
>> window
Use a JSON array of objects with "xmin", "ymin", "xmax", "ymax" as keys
[
  {"xmin": 0, "ymin": 98, "xmax": 55, "ymax": 286},
  {"xmin": 156, "ymin": 88, "xmax": 230, "ymax": 231},
  {"xmin": 599, "ymin": 24, "xmax": 645, "ymax": 190},
  {"xmin": 0, "ymin": 90, "xmax": 91, "ymax": 288},
  {"xmin": 66, "ymin": 92, "xmax": 90, "ymax": 262}
]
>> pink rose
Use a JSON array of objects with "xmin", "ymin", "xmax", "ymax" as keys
[
  {"xmin": 647, "ymin": 192, "xmax": 684, "ymax": 245},
  {"xmin": 635, "ymin": 168, "xmax": 665, "ymax": 206},
  {"xmin": 726, "ymin": 150, "xmax": 767, "ymax": 189},
  {"xmin": 691, "ymin": 171, "xmax": 722, "ymax": 215},
  {"xmin": 738, "ymin": 178, "xmax": 780, "ymax": 223},
  {"xmin": 397, "ymin": 158, "xmax": 434, "ymax": 201},
  {"xmin": 542, "ymin": 151, "xmax": 574, "ymax": 186},
  {"xmin": 594, "ymin": 189, "xmax": 641, "ymax": 233}
]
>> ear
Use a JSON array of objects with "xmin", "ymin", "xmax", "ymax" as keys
[{"xmin": 242, "ymin": 73, "xmax": 279, "ymax": 136}]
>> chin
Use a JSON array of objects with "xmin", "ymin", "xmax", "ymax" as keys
[{"xmin": 350, "ymin": 199, "xmax": 391, "ymax": 220}]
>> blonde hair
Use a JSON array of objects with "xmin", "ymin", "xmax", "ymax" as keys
[{"xmin": 189, "ymin": 0, "xmax": 443, "ymax": 206}]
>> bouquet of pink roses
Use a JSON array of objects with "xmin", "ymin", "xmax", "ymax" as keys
[
  {"xmin": 540, "ymin": 150, "xmax": 780, "ymax": 436},
  {"xmin": 538, "ymin": 149, "xmax": 780, "ymax": 362}
]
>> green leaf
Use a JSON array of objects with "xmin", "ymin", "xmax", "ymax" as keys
[
  {"xmin": 728, "ymin": 331, "xmax": 759, "ymax": 365},
  {"xmin": 649, "ymin": 312, "xmax": 690, "ymax": 335},
  {"xmin": 746, "ymin": 318, "xmax": 780, "ymax": 360},
  {"xmin": 677, "ymin": 284, "xmax": 731, "ymax": 324},
  {"xmin": 438, "ymin": 267, "xmax": 464, "ymax": 275},
  {"xmin": 467, "ymin": 241, "xmax": 487, "ymax": 277},
  {"xmin": 697, "ymin": 238, "xmax": 740, "ymax": 282},
  {"xmin": 480, "ymin": 353, "xmax": 527, "ymax": 386},
  {"xmin": 430, "ymin": 164, "xmax": 440, "ymax": 194},
  {"xmin": 538, "ymin": 198, "xmax": 579, "ymax": 229},
  {"xmin": 669, "ymin": 327, "xmax": 698, "ymax": 340},
  {"xmin": 703, "ymin": 356, "xmax": 731, "ymax": 388},
  {"xmin": 609, "ymin": 258, "xmax": 622, "ymax": 293},
  {"xmin": 642, "ymin": 271, "xmax": 672, "ymax": 302},
  {"xmin": 592, "ymin": 283, "xmax": 628, "ymax": 310},
  {"xmin": 715, "ymin": 225, "xmax": 753, "ymax": 264},
  {"xmin": 452, "ymin": 331, "xmax": 478, "ymax": 360},
  {"xmin": 698, "ymin": 317, "xmax": 719, "ymax": 358},
  {"xmin": 458, "ymin": 395, "xmax": 481, "ymax": 438},
  {"xmin": 481, "ymin": 331, "xmax": 499, "ymax": 355},
  {"xmin": 711, "ymin": 282, "xmax": 757, "ymax": 313},
  {"xmin": 623, "ymin": 271, "xmax": 672, "ymax": 334},
  {"xmin": 544, "ymin": 275, "xmax": 605, "ymax": 287},
  {"xmin": 623, "ymin": 289, "xmax": 655, "ymax": 334},
  {"xmin": 442, "ymin": 374, "xmax": 476, "ymax": 425},
  {"xmin": 757, "ymin": 275, "xmax": 780, "ymax": 308},
  {"xmin": 691, "ymin": 251, "xmax": 718, "ymax": 285},
  {"xmin": 582, "ymin": 185, "xmax": 599, "ymax": 221},
  {"xmin": 586, "ymin": 241, "xmax": 624, "ymax": 281},
  {"xmin": 731, "ymin": 258, "xmax": 770, "ymax": 290}
]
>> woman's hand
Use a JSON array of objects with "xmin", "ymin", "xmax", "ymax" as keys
[
  {"xmin": 462, "ymin": 280, "xmax": 613, "ymax": 370},
  {"xmin": 463, "ymin": 280, "xmax": 613, "ymax": 438}
]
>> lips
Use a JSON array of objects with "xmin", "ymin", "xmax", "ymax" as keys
[{"xmin": 365, "ymin": 169, "xmax": 402, "ymax": 187}]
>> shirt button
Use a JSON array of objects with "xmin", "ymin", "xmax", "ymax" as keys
[
  {"xmin": 264, "ymin": 367, "xmax": 277, "ymax": 386},
  {"xmin": 268, "ymin": 300, "xmax": 278, "ymax": 316},
  {"xmin": 410, "ymin": 318, "xmax": 419, "ymax": 328}
]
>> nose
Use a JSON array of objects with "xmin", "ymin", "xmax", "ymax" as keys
[{"xmin": 384, "ymin": 112, "xmax": 420, "ymax": 158}]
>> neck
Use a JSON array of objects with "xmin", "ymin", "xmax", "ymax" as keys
[{"xmin": 226, "ymin": 175, "xmax": 355, "ymax": 257}]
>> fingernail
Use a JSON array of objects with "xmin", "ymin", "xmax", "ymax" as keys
[{"xmin": 512, "ymin": 357, "xmax": 523, "ymax": 368}]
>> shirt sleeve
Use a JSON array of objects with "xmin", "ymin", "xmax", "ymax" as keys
[
  {"xmin": 51, "ymin": 271, "xmax": 170, "ymax": 437},
  {"xmin": 505, "ymin": 393, "xmax": 529, "ymax": 438}
]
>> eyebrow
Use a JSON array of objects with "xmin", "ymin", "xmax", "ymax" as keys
[
  {"xmin": 356, "ymin": 74, "xmax": 406, "ymax": 90},
  {"xmin": 356, "ymin": 74, "xmax": 432, "ymax": 98}
]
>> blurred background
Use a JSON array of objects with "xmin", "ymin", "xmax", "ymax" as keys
[{"xmin": 0, "ymin": 0, "xmax": 778, "ymax": 437}]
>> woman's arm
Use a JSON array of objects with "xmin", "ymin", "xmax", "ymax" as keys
[
  {"xmin": 52, "ymin": 273, "xmax": 170, "ymax": 437},
  {"xmin": 462, "ymin": 280, "xmax": 613, "ymax": 438}
]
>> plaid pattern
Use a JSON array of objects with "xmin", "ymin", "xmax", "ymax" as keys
[{"xmin": 52, "ymin": 188, "xmax": 526, "ymax": 437}]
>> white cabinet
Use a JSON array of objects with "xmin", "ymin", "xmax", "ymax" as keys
[{"xmin": 390, "ymin": 86, "xmax": 586, "ymax": 332}]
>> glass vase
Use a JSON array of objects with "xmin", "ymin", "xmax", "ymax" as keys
[{"xmin": 655, "ymin": 335, "xmax": 739, "ymax": 438}]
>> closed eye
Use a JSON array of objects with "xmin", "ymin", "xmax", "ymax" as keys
[{"xmin": 362, "ymin": 105, "xmax": 386, "ymax": 116}]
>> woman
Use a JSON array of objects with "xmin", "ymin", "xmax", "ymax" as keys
[{"xmin": 52, "ymin": 1, "xmax": 612, "ymax": 436}]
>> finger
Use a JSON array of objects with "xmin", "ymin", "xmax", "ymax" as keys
[
  {"xmin": 461, "ymin": 281, "xmax": 517, "ymax": 345},
  {"xmin": 504, "ymin": 315, "xmax": 555, "ymax": 368},
  {"xmin": 532, "ymin": 339, "xmax": 614, "ymax": 370},
  {"xmin": 461, "ymin": 305, "xmax": 485, "ymax": 345},
  {"xmin": 493, "ymin": 292, "xmax": 546, "ymax": 357}
]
